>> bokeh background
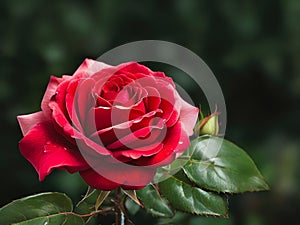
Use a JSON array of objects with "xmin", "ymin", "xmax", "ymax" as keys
[{"xmin": 1, "ymin": 0, "xmax": 299, "ymax": 224}]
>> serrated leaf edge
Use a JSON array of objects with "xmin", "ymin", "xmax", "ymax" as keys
[{"xmin": 159, "ymin": 175, "xmax": 229, "ymax": 217}]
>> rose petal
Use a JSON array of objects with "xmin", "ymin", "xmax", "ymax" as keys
[
  {"xmin": 19, "ymin": 121, "xmax": 89, "ymax": 181},
  {"xmin": 135, "ymin": 122, "xmax": 189, "ymax": 167},
  {"xmin": 86, "ymin": 106, "xmax": 113, "ymax": 133},
  {"xmin": 89, "ymin": 108, "xmax": 162, "ymax": 145},
  {"xmin": 76, "ymin": 135, "xmax": 111, "ymax": 156},
  {"xmin": 86, "ymin": 106, "xmax": 151, "ymax": 136},
  {"xmin": 155, "ymin": 83, "xmax": 177, "ymax": 123},
  {"xmin": 65, "ymin": 79, "xmax": 82, "ymax": 131},
  {"xmin": 143, "ymin": 87, "xmax": 161, "ymax": 112},
  {"xmin": 54, "ymin": 78, "xmax": 72, "ymax": 119},
  {"xmin": 97, "ymin": 95, "xmax": 112, "ymax": 107},
  {"xmin": 79, "ymin": 159, "xmax": 156, "ymax": 190},
  {"xmin": 113, "ymin": 88, "xmax": 130, "ymax": 104},
  {"xmin": 86, "ymin": 106, "xmax": 139, "ymax": 137},
  {"xmin": 80, "ymin": 169, "xmax": 120, "ymax": 190},
  {"xmin": 112, "ymin": 143, "xmax": 164, "ymax": 159},
  {"xmin": 107, "ymin": 127, "xmax": 164, "ymax": 150},
  {"xmin": 91, "ymin": 67, "xmax": 119, "ymax": 89},
  {"xmin": 166, "ymin": 109, "xmax": 179, "ymax": 127},
  {"xmin": 158, "ymin": 98, "xmax": 175, "ymax": 122},
  {"xmin": 49, "ymin": 101, "xmax": 78, "ymax": 138},
  {"xmin": 75, "ymin": 79, "xmax": 96, "ymax": 125},
  {"xmin": 152, "ymin": 71, "xmax": 167, "ymax": 78},
  {"xmin": 117, "ymin": 62, "xmax": 153, "ymax": 75},
  {"xmin": 129, "ymin": 98, "xmax": 146, "ymax": 114},
  {"xmin": 17, "ymin": 111, "xmax": 47, "ymax": 136},
  {"xmin": 177, "ymin": 93, "xmax": 199, "ymax": 136},
  {"xmin": 73, "ymin": 58, "xmax": 112, "ymax": 78},
  {"xmin": 106, "ymin": 125, "xmax": 161, "ymax": 150},
  {"xmin": 41, "ymin": 76, "xmax": 63, "ymax": 118}
]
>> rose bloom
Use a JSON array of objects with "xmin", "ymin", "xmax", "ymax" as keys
[{"xmin": 17, "ymin": 59, "xmax": 198, "ymax": 190}]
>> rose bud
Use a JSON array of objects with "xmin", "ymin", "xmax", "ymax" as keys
[
  {"xmin": 17, "ymin": 59, "xmax": 199, "ymax": 190},
  {"xmin": 197, "ymin": 112, "xmax": 219, "ymax": 136}
]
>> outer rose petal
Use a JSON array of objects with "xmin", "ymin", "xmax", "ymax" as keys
[
  {"xmin": 19, "ymin": 121, "xmax": 89, "ymax": 181},
  {"xmin": 79, "ymin": 169, "xmax": 120, "ymax": 191},
  {"xmin": 73, "ymin": 58, "xmax": 112, "ymax": 77},
  {"xmin": 41, "ymin": 76, "xmax": 63, "ymax": 118},
  {"xmin": 17, "ymin": 111, "xmax": 47, "ymax": 136},
  {"xmin": 117, "ymin": 62, "xmax": 154, "ymax": 75},
  {"xmin": 80, "ymin": 160, "xmax": 156, "ymax": 190},
  {"xmin": 177, "ymin": 94, "xmax": 199, "ymax": 136}
]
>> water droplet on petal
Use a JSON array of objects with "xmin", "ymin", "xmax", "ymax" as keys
[
  {"xmin": 63, "ymin": 147, "xmax": 67, "ymax": 151},
  {"xmin": 179, "ymin": 141, "xmax": 183, "ymax": 145}
]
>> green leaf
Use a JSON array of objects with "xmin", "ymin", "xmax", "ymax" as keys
[
  {"xmin": 74, "ymin": 188, "xmax": 102, "ymax": 225},
  {"xmin": 95, "ymin": 191, "xmax": 110, "ymax": 210},
  {"xmin": 12, "ymin": 214, "xmax": 84, "ymax": 225},
  {"xmin": 158, "ymin": 211, "xmax": 232, "ymax": 225},
  {"xmin": 158, "ymin": 171, "xmax": 228, "ymax": 217},
  {"xmin": 76, "ymin": 186, "xmax": 96, "ymax": 209},
  {"xmin": 0, "ymin": 192, "xmax": 85, "ymax": 225},
  {"xmin": 75, "ymin": 189, "xmax": 100, "ymax": 215},
  {"xmin": 136, "ymin": 184, "xmax": 174, "ymax": 218},
  {"xmin": 122, "ymin": 190, "xmax": 142, "ymax": 207},
  {"xmin": 183, "ymin": 136, "xmax": 269, "ymax": 193}
]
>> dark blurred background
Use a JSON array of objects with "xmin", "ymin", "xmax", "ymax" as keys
[{"xmin": 1, "ymin": 0, "xmax": 299, "ymax": 224}]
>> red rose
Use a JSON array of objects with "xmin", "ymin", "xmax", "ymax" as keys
[{"xmin": 17, "ymin": 59, "xmax": 198, "ymax": 190}]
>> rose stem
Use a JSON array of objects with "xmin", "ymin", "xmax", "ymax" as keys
[{"xmin": 114, "ymin": 187, "xmax": 125, "ymax": 225}]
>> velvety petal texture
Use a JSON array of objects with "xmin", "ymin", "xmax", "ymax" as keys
[
  {"xmin": 17, "ymin": 111, "xmax": 47, "ymax": 136},
  {"xmin": 17, "ymin": 58, "xmax": 199, "ymax": 190},
  {"xmin": 19, "ymin": 121, "xmax": 89, "ymax": 181}
]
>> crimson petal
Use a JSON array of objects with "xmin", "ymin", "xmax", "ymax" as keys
[
  {"xmin": 17, "ymin": 111, "xmax": 47, "ymax": 136},
  {"xmin": 73, "ymin": 58, "xmax": 112, "ymax": 78},
  {"xmin": 41, "ymin": 76, "xmax": 63, "ymax": 118},
  {"xmin": 79, "ymin": 158, "xmax": 156, "ymax": 190},
  {"xmin": 177, "ymin": 93, "xmax": 199, "ymax": 136},
  {"xmin": 19, "ymin": 121, "xmax": 89, "ymax": 181},
  {"xmin": 135, "ymin": 122, "xmax": 190, "ymax": 167}
]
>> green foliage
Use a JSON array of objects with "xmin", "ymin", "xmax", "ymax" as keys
[
  {"xmin": 183, "ymin": 136, "xmax": 269, "ymax": 193},
  {"xmin": 74, "ymin": 189, "xmax": 100, "ymax": 215},
  {"xmin": 136, "ymin": 184, "xmax": 174, "ymax": 217},
  {"xmin": 0, "ymin": 192, "xmax": 84, "ymax": 225},
  {"xmin": 12, "ymin": 214, "xmax": 84, "ymax": 225},
  {"xmin": 158, "ymin": 171, "xmax": 228, "ymax": 217},
  {"xmin": 143, "ymin": 136, "xmax": 268, "ymax": 217},
  {"xmin": 158, "ymin": 212, "xmax": 233, "ymax": 225},
  {"xmin": 95, "ymin": 191, "xmax": 110, "ymax": 210}
]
